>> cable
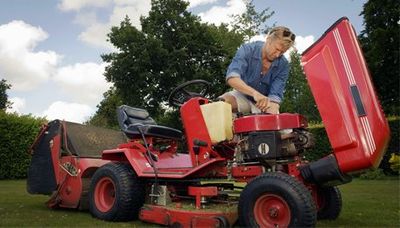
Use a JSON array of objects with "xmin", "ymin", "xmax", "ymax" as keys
[{"xmin": 137, "ymin": 126, "xmax": 160, "ymax": 202}]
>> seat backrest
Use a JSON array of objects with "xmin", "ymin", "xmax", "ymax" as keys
[{"xmin": 117, "ymin": 105, "xmax": 156, "ymax": 131}]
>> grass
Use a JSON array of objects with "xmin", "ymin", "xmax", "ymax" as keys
[
  {"xmin": 0, "ymin": 178, "xmax": 399, "ymax": 227},
  {"xmin": 318, "ymin": 178, "xmax": 400, "ymax": 227},
  {"xmin": 0, "ymin": 180, "xmax": 147, "ymax": 227}
]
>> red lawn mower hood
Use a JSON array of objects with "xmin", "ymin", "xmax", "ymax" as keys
[{"xmin": 301, "ymin": 17, "xmax": 390, "ymax": 176}]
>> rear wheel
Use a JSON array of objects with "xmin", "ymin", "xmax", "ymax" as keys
[
  {"xmin": 317, "ymin": 186, "xmax": 342, "ymax": 220},
  {"xmin": 238, "ymin": 172, "xmax": 317, "ymax": 227},
  {"xmin": 89, "ymin": 162, "xmax": 144, "ymax": 221}
]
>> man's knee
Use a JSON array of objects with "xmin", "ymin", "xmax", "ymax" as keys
[{"xmin": 220, "ymin": 93, "xmax": 238, "ymax": 112}]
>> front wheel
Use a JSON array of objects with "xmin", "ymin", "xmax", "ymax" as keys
[
  {"xmin": 238, "ymin": 172, "xmax": 317, "ymax": 227},
  {"xmin": 89, "ymin": 162, "xmax": 144, "ymax": 221}
]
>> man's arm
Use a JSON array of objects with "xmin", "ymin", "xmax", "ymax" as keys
[
  {"xmin": 268, "ymin": 60, "xmax": 290, "ymax": 103},
  {"xmin": 263, "ymin": 60, "xmax": 290, "ymax": 114},
  {"xmin": 227, "ymin": 77, "xmax": 270, "ymax": 112}
]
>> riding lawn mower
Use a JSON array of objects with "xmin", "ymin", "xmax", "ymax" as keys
[{"xmin": 27, "ymin": 18, "xmax": 390, "ymax": 227}]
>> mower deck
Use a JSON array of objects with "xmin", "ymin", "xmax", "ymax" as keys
[{"xmin": 140, "ymin": 202, "xmax": 238, "ymax": 227}]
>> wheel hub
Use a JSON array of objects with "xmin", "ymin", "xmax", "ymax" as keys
[
  {"xmin": 94, "ymin": 177, "xmax": 116, "ymax": 213},
  {"xmin": 254, "ymin": 194, "xmax": 291, "ymax": 227}
]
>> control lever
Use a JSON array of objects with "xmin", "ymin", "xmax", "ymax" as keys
[{"xmin": 193, "ymin": 139, "xmax": 208, "ymax": 166}]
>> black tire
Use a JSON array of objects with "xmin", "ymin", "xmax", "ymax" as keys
[
  {"xmin": 238, "ymin": 172, "xmax": 317, "ymax": 227},
  {"xmin": 89, "ymin": 162, "xmax": 144, "ymax": 221},
  {"xmin": 215, "ymin": 216, "xmax": 229, "ymax": 228},
  {"xmin": 317, "ymin": 186, "xmax": 342, "ymax": 220}
]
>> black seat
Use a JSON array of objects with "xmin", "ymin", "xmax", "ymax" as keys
[{"xmin": 117, "ymin": 105, "xmax": 182, "ymax": 140}]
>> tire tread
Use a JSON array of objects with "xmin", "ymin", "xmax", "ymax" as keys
[
  {"xmin": 89, "ymin": 162, "xmax": 145, "ymax": 221},
  {"xmin": 238, "ymin": 172, "xmax": 317, "ymax": 227}
]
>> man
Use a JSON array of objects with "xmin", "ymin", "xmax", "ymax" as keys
[{"xmin": 220, "ymin": 26, "xmax": 296, "ymax": 114}]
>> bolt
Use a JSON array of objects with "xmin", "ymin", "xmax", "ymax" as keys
[{"xmin": 269, "ymin": 207, "xmax": 279, "ymax": 218}]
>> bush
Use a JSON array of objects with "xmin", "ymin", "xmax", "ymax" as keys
[
  {"xmin": 380, "ymin": 116, "xmax": 399, "ymax": 174},
  {"xmin": 388, "ymin": 153, "xmax": 400, "ymax": 174},
  {"xmin": 303, "ymin": 123, "xmax": 331, "ymax": 161},
  {"xmin": 0, "ymin": 111, "xmax": 45, "ymax": 179},
  {"xmin": 359, "ymin": 168, "xmax": 387, "ymax": 180},
  {"xmin": 303, "ymin": 117, "xmax": 399, "ymax": 176}
]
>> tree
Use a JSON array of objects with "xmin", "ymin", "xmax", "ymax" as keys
[
  {"xmin": 86, "ymin": 87, "xmax": 123, "ymax": 128},
  {"xmin": 90, "ymin": 0, "xmax": 243, "ymax": 128},
  {"xmin": 280, "ymin": 52, "xmax": 320, "ymax": 122},
  {"xmin": 358, "ymin": 0, "xmax": 399, "ymax": 115},
  {"xmin": 89, "ymin": 0, "xmax": 279, "ymax": 128},
  {"xmin": 0, "ymin": 79, "xmax": 11, "ymax": 111},
  {"xmin": 231, "ymin": 0, "xmax": 275, "ymax": 40}
]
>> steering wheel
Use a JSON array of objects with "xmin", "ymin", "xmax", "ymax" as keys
[{"xmin": 168, "ymin": 79, "xmax": 211, "ymax": 107}]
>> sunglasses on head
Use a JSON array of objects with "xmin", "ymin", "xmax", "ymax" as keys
[
  {"xmin": 283, "ymin": 30, "xmax": 296, "ymax": 42},
  {"xmin": 270, "ymin": 28, "xmax": 296, "ymax": 42}
]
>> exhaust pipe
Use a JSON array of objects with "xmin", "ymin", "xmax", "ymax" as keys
[{"xmin": 300, "ymin": 154, "xmax": 352, "ymax": 186}]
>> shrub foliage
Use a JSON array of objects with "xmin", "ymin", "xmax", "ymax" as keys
[
  {"xmin": 0, "ymin": 109, "xmax": 398, "ymax": 179},
  {"xmin": 0, "ymin": 112, "xmax": 45, "ymax": 179}
]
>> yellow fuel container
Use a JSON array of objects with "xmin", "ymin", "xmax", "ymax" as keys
[{"xmin": 200, "ymin": 101, "xmax": 233, "ymax": 144}]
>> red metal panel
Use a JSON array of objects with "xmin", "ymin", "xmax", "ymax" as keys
[
  {"xmin": 233, "ymin": 113, "xmax": 308, "ymax": 133},
  {"xmin": 102, "ymin": 147, "xmax": 159, "ymax": 176},
  {"xmin": 180, "ymin": 98, "xmax": 221, "ymax": 165},
  {"xmin": 102, "ymin": 144, "xmax": 226, "ymax": 179},
  {"xmin": 58, "ymin": 157, "xmax": 110, "ymax": 208},
  {"xmin": 301, "ymin": 17, "xmax": 390, "ymax": 173},
  {"xmin": 231, "ymin": 165, "xmax": 264, "ymax": 182},
  {"xmin": 188, "ymin": 186, "xmax": 218, "ymax": 209},
  {"xmin": 139, "ymin": 205, "xmax": 237, "ymax": 227},
  {"xmin": 51, "ymin": 135, "xmax": 62, "ymax": 184}
]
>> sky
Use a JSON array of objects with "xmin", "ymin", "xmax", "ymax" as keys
[{"xmin": 0, "ymin": 0, "xmax": 367, "ymax": 123}]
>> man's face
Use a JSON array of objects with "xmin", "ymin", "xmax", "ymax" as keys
[{"xmin": 265, "ymin": 40, "xmax": 289, "ymax": 62}]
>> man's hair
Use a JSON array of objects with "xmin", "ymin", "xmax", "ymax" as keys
[{"xmin": 267, "ymin": 26, "xmax": 296, "ymax": 49}]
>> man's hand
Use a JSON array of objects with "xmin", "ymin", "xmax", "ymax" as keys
[
  {"xmin": 253, "ymin": 91, "xmax": 270, "ymax": 112},
  {"xmin": 227, "ymin": 77, "xmax": 280, "ymax": 113},
  {"xmin": 266, "ymin": 102, "xmax": 280, "ymax": 114}
]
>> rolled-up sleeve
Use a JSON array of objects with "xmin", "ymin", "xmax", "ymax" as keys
[
  {"xmin": 268, "ymin": 60, "xmax": 290, "ymax": 103},
  {"xmin": 226, "ymin": 44, "xmax": 249, "ymax": 80}
]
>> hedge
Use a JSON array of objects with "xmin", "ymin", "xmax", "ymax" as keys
[
  {"xmin": 0, "ymin": 109, "xmax": 398, "ymax": 179},
  {"xmin": 0, "ymin": 111, "xmax": 45, "ymax": 179},
  {"xmin": 380, "ymin": 116, "xmax": 400, "ymax": 174},
  {"xmin": 305, "ymin": 116, "xmax": 399, "ymax": 174}
]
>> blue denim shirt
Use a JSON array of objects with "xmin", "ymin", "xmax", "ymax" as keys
[{"xmin": 226, "ymin": 41, "xmax": 290, "ymax": 103}]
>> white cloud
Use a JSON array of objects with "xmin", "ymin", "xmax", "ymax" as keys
[
  {"xmin": 78, "ymin": 23, "xmax": 114, "ymax": 49},
  {"xmin": 58, "ymin": 0, "xmax": 112, "ymax": 11},
  {"xmin": 109, "ymin": 4, "xmax": 150, "ymax": 26},
  {"xmin": 293, "ymin": 35, "xmax": 315, "ymax": 54},
  {"xmin": 285, "ymin": 36, "xmax": 315, "ymax": 60},
  {"xmin": 41, "ymin": 101, "xmax": 94, "ymax": 123},
  {"xmin": 0, "ymin": 20, "xmax": 61, "ymax": 91},
  {"xmin": 188, "ymin": 0, "xmax": 218, "ymax": 8},
  {"xmin": 73, "ymin": 11, "xmax": 98, "ymax": 27},
  {"xmin": 72, "ymin": 0, "xmax": 151, "ymax": 49},
  {"xmin": 6, "ymin": 97, "xmax": 26, "ymax": 114},
  {"xmin": 198, "ymin": 0, "xmax": 246, "ymax": 25},
  {"xmin": 54, "ymin": 62, "xmax": 112, "ymax": 106},
  {"xmin": 249, "ymin": 34, "xmax": 266, "ymax": 42}
]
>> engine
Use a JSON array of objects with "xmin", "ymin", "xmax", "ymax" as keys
[
  {"xmin": 234, "ymin": 129, "xmax": 314, "ymax": 163},
  {"xmin": 232, "ymin": 113, "xmax": 314, "ymax": 163}
]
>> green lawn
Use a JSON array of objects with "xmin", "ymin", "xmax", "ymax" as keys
[{"xmin": 0, "ymin": 179, "xmax": 399, "ymax": 227}]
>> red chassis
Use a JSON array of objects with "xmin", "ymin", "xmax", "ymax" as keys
[
  {"xmin": 29, "ymin": 103, "xmax": 310, "ymax": 227},
  {"xmin": 28, "ymin": 17, "xmax": 390, "ymax": 227}
]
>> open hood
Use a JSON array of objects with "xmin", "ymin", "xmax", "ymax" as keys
[{"xmin": 301, "ymin": 17, "xmax": 390, "ymax": 173}]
